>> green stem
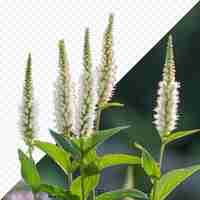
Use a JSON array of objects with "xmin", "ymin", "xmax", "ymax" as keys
[
  {"xmin": 68, "ymin": 172, "xmax": 73, "ymax": 186},
  {"xmin": 124, "ymin": 166, "xmax": 135, "ymax": 200},
  {"xmin": 80, "ymin": 160, "xmax": 85, "ymax": 200},
  {"xmin": 28, "ymin": 147, "xmax": 37, "ymax": 200},
  {"xmin": 32, "ymin": 192, "xmax": 37, "ymax": 200},
  {"xmin": 152, "ymin": 142, "xmax": 166, "ymax": 200},
  {"xmin": 62, "ymin": 131, "xmax": 74, "ymax": 189},
  {"xmin": 91, "ymin": 189, "xmax": 96, "ymax": 200},
  {"xmin": 159, "ymin": 143, "xmax": 166, "ymax": 171},
  {"xmin": 28, "ymin": 146, "xmax": 33, "ymax": 160},
  {"xmin": 95, "ymin": 109, "xmax": 102, "ymax": 131},
  {"xmin": 152, "ymin": 180, "xmax": 158, "ymax": 200},
  {"xmin": 80, "ymin": 138, "xmax": 85, "ymax": 200},
  {"xmin": 92, "ymin": 108, "xmax": 102, "ymax": 200}
]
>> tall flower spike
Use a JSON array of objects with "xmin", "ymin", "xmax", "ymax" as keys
[
  {"xmin": 19, "ymin": 54, "xmax": 37, "ymax": 153},
  {"xmin": 54, "ymin": 40, "xmax": 75, "ymax": 137},
  {"xmin": 76, "ymin": 28, "xmax": 97, "ymax": 136},
  {"xmin": 97, "ymin": 14, "xmax": 117, "ymax": 106},
  {"xmin": 154, "ymin": 35, "xmax": 180, "ymax": 137}
]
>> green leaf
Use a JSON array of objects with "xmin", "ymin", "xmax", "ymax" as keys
[
  {"xmin": 70, "ymin": 174, "xmax": 100, "ymax": 200},
  {"xmin": 100, "ymin": 102, "xmax": 124, "ymax": 110},
  {"xmin": 135, "ymin": 143, "xmax": 160, "ymax": 178},
  {"xmin": 99, "ymin": 154, "xmax": 141, "ymax": 170},
  {"xmin": 49, "ymin": 129, "xmax": 81, "ymax": 159},
  {"xmin": 18, "ymin": 149, "xmax": 41, "ymax": 191},
  {"xmin": 38, "ymin": 184, "xmax": 79, "ymax": 200},
  {"xmin": 164, "ymin": 129, "xmax": 200, "ymax": 144},
  {"xmin": 82, "ymin": 154, "xmax": 140, "ymax": 177},
  {"xmin": 34, "ymin": 140, "xmax": 71, "ymax": 174},
  {"xmin": 154, "ymin": 164, "xmax": 200, "ymax": 200},
  {"xmin": 96, "ymin": 189, "xmax": 148, "ymax": 200},
  {"xmin": 83, "ymin": 126, "xmax": 130, "ymax": 153}
]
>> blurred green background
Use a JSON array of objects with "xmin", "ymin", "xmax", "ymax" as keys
[{"xmin": 7, "ymin": 2, "xmax": 200, "ymax": 200}]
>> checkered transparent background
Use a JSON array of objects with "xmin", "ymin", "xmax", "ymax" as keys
[{"xmin": 0, "ymin": 0, "xmax": 199, "ymax": 198}]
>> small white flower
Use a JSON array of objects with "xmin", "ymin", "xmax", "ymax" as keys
[{"xmin": 153, "ymin": 35, "xmax": 180, "ymax": 136}]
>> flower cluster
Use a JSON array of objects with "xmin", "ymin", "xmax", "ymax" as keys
[
  {"xmin": 75, "ymin": 29, "xmax": 97, "ymax": 136},
  {"xmin": 53, "ymin": 15, "xmax": 117, "ymax": 137},
  {"xmin": 154, "ymin": 35, "xmax": 180, "ymax": 136},
  {"xmin": 19, "ymin": 54, "xmax": 38, "ymax": 154},
  {"xmin": 54, "ymin": 40, "xmax": 75, "ymax": 137},
  {"xmin": 97, "ymin": 14, "xmax": 117, "ymax": 106}
]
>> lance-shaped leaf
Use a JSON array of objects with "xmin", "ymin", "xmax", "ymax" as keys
[
  {"xmin": 164, "ymin": 129, "xmax": 200, "ymax": 144},
  {"xmin": 70, "ymin": 174, "xmax": 100, "ymax": 200},
  {"xmin": 34, "ymin": 140, "xmax": 72, "ymax": 174},
  {"xmin": 96, "ymin": 189, "xmax": 148, "ymax": 200},
  {"xmin": 49, "ymin": 129, "xmax": 81, "ymax": 159},
  {"xmin": 18, "ymin": 149, "xmax": 41, "ymax": 191},
  {"xmin": 38, "ymin": 184, "xmax": 79, "ymax": 200},
  {"xmin": 83, "ymin": 154, "xmax": 141, "ymax": 177},
  {"xmin": 153, "ymin": 164, "xmax": 200, "ymax": 200},
  {"xmin": 99, "ymin": 154, "xmax": 141, "ymax": 170},
  {"xmin": 135, "ymin": 143, "xmax": 160, "ymax": 178},
  {"xmin": 82, "ymin": 126, "xmax": 130, "ymax": 153}
]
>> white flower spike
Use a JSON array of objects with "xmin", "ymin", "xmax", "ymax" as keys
[
  {"xmin": 97, "ymin": 14, "xmax": 118, "ymax": 106},
  {"xmin": 76, "ymin": 28, "xmax": 97, "ymax": 136},
  {"xmin": 154, "ymin": 35, "xmax": 180, "ymax": 137},
  {"xmin": 19, "ymin": 54, "xmax": 38, "ymax": 156},
  {"xmin": 54, "ymin": 40, "xmax": 75, "ymax": 137}
]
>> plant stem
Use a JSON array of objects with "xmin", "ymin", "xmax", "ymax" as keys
[
  {"xmin": 28, "ymin": 148, "xmax": 37, "ymax": 200},
  {"xmin": 68, "ymin": 172, "xmax": 73, "ymax": 186},
  {"xmin": 91, "ymin": 189, "xmax": 96, "ymax": 200},
  {"xmin": 95, "ymin": 109, "xmax": 102, "ymax": 131},
  {"xmin": 80, "ymin": 138, "xmax": 85, "ymax": 200},
  {"xmin": 63, "ymin": 131, "xmax": 74, "ymax": 188},
  {"xmin": 81, "ymin": 171, "xmax": 85, "ymax": 200},
  {"xmin": 151, "ymin": 180, "xmax": 158, "ymax": 200},
  {"xmin": 91, "ymin": 108, "xmax": 103, "ymax": 200},
  {"xmin": 32, "ymin": 192, "xmax": 37, "ymax": 200},
  {"xmin": 28, "ymin": 146, "xmax": 33, "ymax": 160},
  {"xmin": 152, "ymin": 142, "xmax": 166, "ymax": 200},
  {"xmin": 124, "ymin": 166, "xmax": 135, "ymax": 200},
  {"xmin": 159, "ymin": 143, "xmax": 166, "ymax": 171}
]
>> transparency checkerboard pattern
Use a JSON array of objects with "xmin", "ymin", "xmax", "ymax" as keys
[{"xmin": 0, "ymin": 0, "xmax": 199, "ymax": 198}]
